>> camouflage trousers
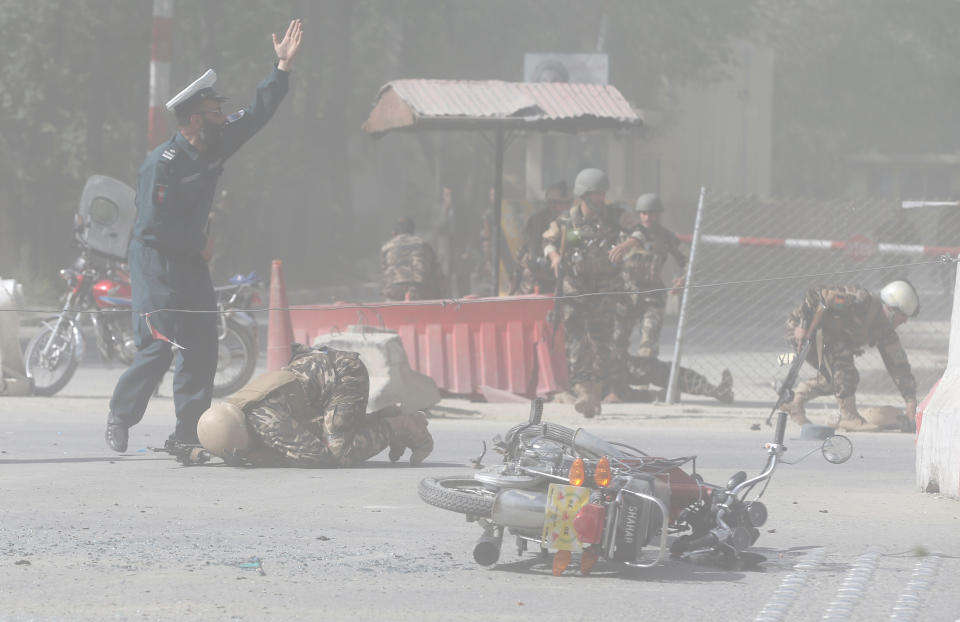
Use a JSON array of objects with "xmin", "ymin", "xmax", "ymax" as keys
[
  {"xmin": 246, "ymin": 356, "xmax": 392, "ymax": 468},
  {"xmin": 607, "ymin": 294, "xmax": 664, "ymax": 394},
  {"xmin": 562, "ymin": 274, "xmax": 619, "ymax": 387},
  {"xmin": 786, "ymin": 335, "xmax": 860, "ymax": 402},
  {"xmin": 626, "ymin": 356, "xmax": 720, "ymax": 397},
  {"xmin": 384, "ymin": 282, "xmax": 432, "ymax": 301}
]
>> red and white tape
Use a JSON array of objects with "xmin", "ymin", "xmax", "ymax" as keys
[{"xmin": 677, "ymin": 233, "xmax": 960, "ymax": 258}]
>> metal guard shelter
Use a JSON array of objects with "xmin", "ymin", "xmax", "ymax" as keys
[
  {"xmin": 362, "ymin": 79, "xmax": 642, "ymax": 294},
  {"xmin": 280, "ymin": 81, "xmax": 642, "ymax": 399}
]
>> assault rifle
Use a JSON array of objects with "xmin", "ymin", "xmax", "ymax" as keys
[
  {"xmin": 150, "ymin": 438, "xmax": 212, "ymax": 466},
  {"xmin": 766, "ymin": 304, "xmax": 826, "ymax": 427}
]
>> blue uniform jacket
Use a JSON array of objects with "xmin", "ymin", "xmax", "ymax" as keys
[{"xmin": 129, "ymin": 65, "xmax": 289, "ymax": 341}]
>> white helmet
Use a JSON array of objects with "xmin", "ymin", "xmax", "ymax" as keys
[
  {"xmin": 880, "ymin": 280, "xmax": 920, "ymax": 317},
  {"xmin": 197, "ymin": 402, "xmax": 251, "ymax": 458}
]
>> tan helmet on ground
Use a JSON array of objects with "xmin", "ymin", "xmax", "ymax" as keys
[
  {"xmin": 197, "ymin": 401, "xmax": 250, "ymax": 458},
  {"xmin": 880, "ymin": 280, "xmax": 920, "ymax": 317}
]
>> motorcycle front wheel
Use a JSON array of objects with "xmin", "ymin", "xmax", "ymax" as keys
[
  {"xmin": 211, "ymin": 318, "xmax": 257, "ymax": 398},
  {"xmin": 418, "ymin": 475, "xmax": 499, "ymax": 517},
  {"xmin": 24, "ymin": 325, "xmax": 79, "ymax": 396}
]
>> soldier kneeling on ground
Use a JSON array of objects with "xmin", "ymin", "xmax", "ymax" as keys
[
  {"xmin": 783, "ymin": 280, "xmax": 919, "ymax": 433},
  {"xmin": 197, "ymin": 344, "xmax": 434, "ymax": 466}
]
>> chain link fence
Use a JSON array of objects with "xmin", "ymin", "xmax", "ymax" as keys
[{"xmin": 669, "ymin": 195, "xmax": 960, "ymax": 406}]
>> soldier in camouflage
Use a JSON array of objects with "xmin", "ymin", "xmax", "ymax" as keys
[
  {"xmin": 196, "ymin": 344, "xmax": 434, "ymax": 466},
  {"xmin": 542, "ymin": 168, "xmax": 640, "ymax": 418},
  {"xmin": 783, "ymin": 281, "xmax": 919, "ymax": 432},
  {"xmin": 381, "ymin": 217, "xmax": 446, "ymax": 301},
  {"xmin": 509, "ymin": 181, "xmax": 572, "ymax": 295},
  {"xmin": 620, "ymin": 356, "xmax": 733, "ymax": 403},
  {"xmin": 607, "ymin": 193, "xmax": 733, "ymax": 403}
]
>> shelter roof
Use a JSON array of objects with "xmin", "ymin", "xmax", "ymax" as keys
[{"xmin": 362, "ymin": 79, "xmax": 641, "ymax": 135}]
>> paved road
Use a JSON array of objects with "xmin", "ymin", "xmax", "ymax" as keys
[{"xmin": 1, "ymin": 365, "xmax": 958, "ymax": 621}]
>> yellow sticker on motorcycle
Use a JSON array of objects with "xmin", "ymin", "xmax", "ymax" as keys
[{"xmin": 542, "ymin": 484, "xmax": 591, "ymax": 551}]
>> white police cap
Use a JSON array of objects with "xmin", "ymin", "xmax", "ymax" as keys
[{"xmin": 165, "ymin": 69, "xmax": 228, "ymax": 113}]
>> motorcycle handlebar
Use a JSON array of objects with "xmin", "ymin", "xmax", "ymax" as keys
[{"xmin": 773, "ymin": 411, "xmax": 788, "ymax": 446}]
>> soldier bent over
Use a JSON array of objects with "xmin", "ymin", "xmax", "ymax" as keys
[
  {"xmin": 196, "ymin": 344, "xmax": 434, "ymax": 467},
  {"xmin": 783, "ymin": 281, "xmax": 919, "ymax": 432}
]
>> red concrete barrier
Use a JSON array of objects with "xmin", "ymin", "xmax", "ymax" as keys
[{"xmin": 285, "ymin": 295, "xmax": 567, "ymax": 398}]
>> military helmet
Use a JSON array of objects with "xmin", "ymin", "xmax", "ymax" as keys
[
  {"xmin": 634, "ymin": 193, "xmax": 664, "ymax": 213},
  {"xmin": 573, "ymin": 168, "xmax": 609, "ymax": 197},
  {"xmin": 197, "ymin": 401, "xmax": 251, "ymax": 458},
  {"xmin": 880, "ymin": 280, "xmax": 920, "ymax": 317}
]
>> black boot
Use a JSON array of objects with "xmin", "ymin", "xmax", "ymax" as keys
[{"xmin": 105, "ymin": 424, "xmax": 129, "ymax": 453}]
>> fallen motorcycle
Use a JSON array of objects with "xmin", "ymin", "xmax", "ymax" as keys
[{"xmin": 419, "ymin": 399, "xmax": 852, "ymax": 574}]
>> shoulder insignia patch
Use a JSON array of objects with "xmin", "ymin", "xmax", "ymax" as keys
[
  {"xmin": 226, "ymin": 109, "xmax": 245, "ymax": 124},
  {"xmin": 161, "ymin": 148, "xmax": 177, "ymax": 161}
]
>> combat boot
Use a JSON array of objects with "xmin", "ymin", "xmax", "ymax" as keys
[
  {"xmin": 571, "ymin": 383, "xmax": 596, "ymax": 418},
  {"xmin": 835, "ymin": 396, "xmax": 881, "ymax": 433},
  {"xmin": 385, "ymin": 411, "xmax": 434, "ymax": 465},
  {"xmin": 713, "ymin": 369, "xmax": 734, "ymax": 404}
]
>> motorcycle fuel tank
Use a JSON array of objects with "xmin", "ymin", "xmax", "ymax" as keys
[{"xmin": 93, "ymin": 279, "xmax": 131, "ymax": 309}]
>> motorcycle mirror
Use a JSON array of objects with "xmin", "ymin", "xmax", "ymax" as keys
[{"xmin": 821, "ymin": 434, "xmax": 853, "ymax": 464}]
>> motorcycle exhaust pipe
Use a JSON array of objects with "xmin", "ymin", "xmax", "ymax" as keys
[
  {"xmin": 473, "ymin": 530, "xmax": 502, "ymax": 566},
  {"xmin": 491, "ymin": 489, "xmax": 548, "ymax": 531}
]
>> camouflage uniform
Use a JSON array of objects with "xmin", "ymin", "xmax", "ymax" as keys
[
  {"xmin": 238, "ymin": 345, "xmax": 393, "ymax": 467},
  {"xmin": 623, "ymin": 356, "xmax": 733, "ymax": 403},
  {"xmin": 784, "ymin": 285, "xmax": 916, "ymax": 422},
  {"xmin": 543, "ymin": 203, "xmax": 628, "ymax": 410},
  {"xmin": 510, "ymin": 207, "xmax": 558, "ymax": 295},
  {"xmin": 381, "ymin": 233, "xmax": 444, "ymax": 301},
  {"xmin": 606, "ymin": 224, "xmax": 686, "ymax": 392}
]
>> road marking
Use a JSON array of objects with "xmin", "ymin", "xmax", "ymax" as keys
[
  {"xmin": 822, "ymin": 549, "xmax": 881, "ymax": 621},
  {"xmin": 754, "ymin": 548, "xmax": 826, "ymax": 622},
  {"xmin": 888, "ymin": 554, "xmax": 943, "ymax": 621}
]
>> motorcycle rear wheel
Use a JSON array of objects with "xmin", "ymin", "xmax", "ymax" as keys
[
  {"xmin": 24, "ymin": 325, "xmax": 79, "ymax": 396},
  {"xmin": 418, "ymin": 475, "xmax": 498, "ymax": 517},
  {"xmin": 211, "ymin": 318, "xmax": 258, "ymax": 398}
]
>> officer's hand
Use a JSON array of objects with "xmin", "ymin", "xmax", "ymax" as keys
[
  {"xmin": 201, "ymin": 235, "xmax": 215, "ymax": 263},
  {"xmin": 548, "ymin": 251, "xmax": 562, "ymax": 276},
  {"xmin": 274, "ymin": 19, "xmax": 304, "ymax": 71},
  {"xmin": 608, "ymin": 237, "xmax": 639, "ymax": 264}
]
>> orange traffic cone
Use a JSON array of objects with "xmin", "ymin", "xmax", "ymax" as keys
[{"xmin": 267, "ymin": 259, "xmax": 294, "ymax": 371}]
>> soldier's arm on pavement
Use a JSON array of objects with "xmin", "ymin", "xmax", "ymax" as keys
[{"xmin": 877, "ymin": 327, "xmax": 917, "ymax": 402}]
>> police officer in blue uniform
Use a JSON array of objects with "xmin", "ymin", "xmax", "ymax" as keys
[{"xmin": 106, "ymin": 19, "xmax": 304, "ymax": 452}]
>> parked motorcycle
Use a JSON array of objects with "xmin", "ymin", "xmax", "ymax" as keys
[
  {"xmin": 24, "ymin": 254, "xmax": 261, "ymax": 398},
  {"xmin": 419, "ymin": 399, "xmax": 852, "ymax": 574},
  {"xmin": 24, "ymin": 249, "xmax": 134, "ymax": 396}
]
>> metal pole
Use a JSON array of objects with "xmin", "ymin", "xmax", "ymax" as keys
[
  {"xmin": 148, "ymin": 0, "xmax": 173, "ymax": 151},
  {"xmin": 666, "ymin": 186, "xmax": 706, "ymax": 404},
  {"xmin": 491, "ymin": 128, "xmax": 505, "ymax": 296}
]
